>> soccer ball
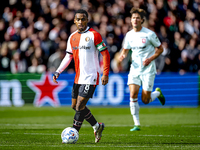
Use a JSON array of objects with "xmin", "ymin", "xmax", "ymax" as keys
[{"xmin": 61, "ymin": 127, "xmax": 79, "ymax": 144}]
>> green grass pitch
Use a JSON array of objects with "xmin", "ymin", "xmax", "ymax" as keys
[{"xmin": 0, "ymin": 105, "xmax": 200, "ymax": 150}]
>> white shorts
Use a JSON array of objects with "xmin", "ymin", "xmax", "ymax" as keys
[{"xmin": 127, "ymin": 73, "xmax": 155, "ymax": 91}]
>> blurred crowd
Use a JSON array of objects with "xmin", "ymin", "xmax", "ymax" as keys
[{"xmin": 0, "ymin": 0, "xmax": 199, "ymax": 75}]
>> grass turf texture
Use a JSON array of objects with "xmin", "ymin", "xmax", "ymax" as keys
[{"xmin": 0, "ymin": 106, "xmax": 200, "ymax": 150}]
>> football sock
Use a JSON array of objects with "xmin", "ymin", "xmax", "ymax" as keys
[
  {"xmin": 83, "ymin": 107, "xmax": 98, "ymax": 126},
  {"xmin": 73, "ymin": 110, "xmax": 85, "ymax": 132},
  {"xmin": 149, "ymin": 91, "xmax": 160, "ymax": 103},
  {"xmin": 130, "ymin": 98, "xmax": 140, "ymax": 126},
  {"xmin": 72, "ymin": 107, "xmax": 97, "ymax": 126},
  {"xmin": 92, "ymin": 122, "xmax": 100, "ymax": 132}
]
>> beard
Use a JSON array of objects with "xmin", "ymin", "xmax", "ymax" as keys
[{"xmin": 78, "ymin": 25, "xmax": 87, "ymax": 32}]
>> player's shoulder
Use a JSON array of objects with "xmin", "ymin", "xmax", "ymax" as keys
[
  {"xmin": 142, "ymin": 27, "xmax": 155, "ymax": 34},
  {"xmin": 125, "ymin": 29, "xmax": 134, "ymax": 37},
  {"xmin": 68, "ymin": 30, "xmax": 78, "ymax": 39},
  {"xmin": 142, "ymin": 27, "xmax": 158, "ymax": 39},
  {"xmin": 89, "ymin": 28, "xmax": 102, "ymax": 38},
  {"xmin": 89, "ymin": 28, "xmax": 100, "ymax": 34}
]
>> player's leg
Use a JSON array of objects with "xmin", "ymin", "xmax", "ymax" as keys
[
  {"xmin": 71, "ymin": 84, "xmax": 87, "ymax": 132},
  {"xmin": 155, "ymin": 87, "xmax": 165, "ymax": 105},
  {"xmin": 141, "ymin": 74, "xmax": 165, "ymax": 105},
  {"xmin": 73, "ymin": 96, "xmax": 89, "ymax": 132},
  {"xmin": 129, "ymin": 84, "xmax": 141, "ymax": 131},
  {"xmin": 127, "ymin": 74, "xmax": 141, "ymax": 131},
  {"xmin": 73, "ymin": 84, "xmax": 104, "ymax": 143},
  {"xmin": 71, "ymin": 84, "xmax": 100, "ymax": 132},
  {"xmin": 72, "ymin": 99, "xmax": 100, "ymax": 132}
]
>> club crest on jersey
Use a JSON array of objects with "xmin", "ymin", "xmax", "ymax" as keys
[
  {"xmin": 85, "ymin": 37, "xmax": 90, "ymax": 42},
  {"xmin": 142, "ymin": 38, "xmax": 146, "ymax": 43}
]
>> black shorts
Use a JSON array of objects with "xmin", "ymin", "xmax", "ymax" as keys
[{"xmin": 71, "ymin": 83, "xmax": 97, "ymax": 99}]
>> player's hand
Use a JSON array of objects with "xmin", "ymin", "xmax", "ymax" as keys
[
  {"xmin": 53, "ymin": 72, "xmax": 60, "ymax": 84},
  {"xmin": 101, "ymin": 75, "xmax": 109, "ymax": 85},
  {"xmin": 143, "ymin": 58, "xmax": 151, "ymax": 66},
  {"xmin": 119, "ymin": 54, "xmax": 125, "ymax": 62}
]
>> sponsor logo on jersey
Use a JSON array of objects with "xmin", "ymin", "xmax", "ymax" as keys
[
  {"xmin": 73, "ymin": 45, "xmax": 91, "ymax": 50},
  {"xmin": 132, "ymin": 46, "xmax": 146, "ymax": 49}
]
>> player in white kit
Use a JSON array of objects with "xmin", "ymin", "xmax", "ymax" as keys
[
  {"xmin": 119, "ymin": 8, "xmax": 165, "ymax": 131},
  {"xmin": 53, "ymin": 9, "xmax": 110, "ymax": 142}
]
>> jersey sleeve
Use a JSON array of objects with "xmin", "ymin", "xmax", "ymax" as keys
[
  {"xmin": 66, "ymin": 35, "xmax": 73, "ymax": 54},
  {"xmin": 149, "ymin": 32, "xmax": 161, "ymax": 48},
  {"xmin": 56, "ymin": 53, "xmax": 73, "ymax": 74},
  {"xmin": 123, "ymin": 33, "xmax": 131, "ymax": 49},
  {"xmin": 93, "ymin": 32, "xmax": 107, "ymax": 52},
  {"xmin": 100, "ymin": 50, "xmax": 110, "ymax": 76}
]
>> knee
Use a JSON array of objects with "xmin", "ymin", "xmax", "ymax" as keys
[
  {"xmin": 130, "ymin": 93, "xmax": 138, "ymax": 99},
  {"xmin": 142, "ymin": 99, "xmax": 149, "ymax": 104},
  {"xmin": 76, "ymin": 100, "xmax": 85, "ymax": 111},
  {"xmin": 142, "ymin": 97, "xmax": 150, "ymax": 104}
]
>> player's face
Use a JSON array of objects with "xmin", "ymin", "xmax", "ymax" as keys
[
  {"xmin": 131, "ymin": 13, "xmax": 142, "ymax": 29},
  {"xmin": 74, "ymin": 13, "xmax": 88, "ymax": 32}
]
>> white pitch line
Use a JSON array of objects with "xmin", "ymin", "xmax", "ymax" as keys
[
  {"xmin": 0, "ymin": 124, "xmax": 142, "ymax": 127},
  {"xmin": 0, "ymin": 132, "xmax": 200, "ymax": 138},
  {"xmin": 0, "ymin": 145, "xmax": 200, "ymax": 148},
  {"xmin": 1, "ymin": 123, "xmax": 200, "ymax": 128}
]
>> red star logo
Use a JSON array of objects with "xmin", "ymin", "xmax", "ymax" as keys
[{"xmin": 27, "ymin": 73, "xmax": 67, "ymax": 107}]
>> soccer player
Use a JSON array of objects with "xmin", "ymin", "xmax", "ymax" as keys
[
  {"xmin": 53, "ymin": 9, "xmax": 110, "ymax": 143},
  {"xmin": 119, "ymin": 8, "xmax": 165, "ymax": 131}
]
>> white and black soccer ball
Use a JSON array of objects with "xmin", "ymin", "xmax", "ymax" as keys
[{"xmin": 61, "ymin": 127, "xmax": 79, "ymax": 144}]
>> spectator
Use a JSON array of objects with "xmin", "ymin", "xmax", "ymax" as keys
[
  {"xmin": 155, "ymin": 40, "xmax": 171, "ymax": 73},
  {"xmin": 0, "ymin": 42, "xmax": 11, "ymax": 72},
  {"xmin": 111, "ymin": 52, "xmax": 123, "ymax": 73},
  {"xmin": 10, "ymin": 51, "xmax": 27, "ymax": 74},
  {"xmin": 178, "ymin": 20, "xmax": 191, "ymax": 42},
  {"xmin": 28, "ymin": 56, "xmax": 46, "ymax": 73},
  {"xmin": 48, "ymin": 49, "xmax": 66, "ymax": 73},
  {"xmin": 179, "ymin": 38, "xmax": 199, "ymax": 73},
  {"xmin": 0, "ymin": 0, "xmax": 199, "ymax": 75},
  {"xmin": 0, "ymin": 19, "xmax": 6, "ymax": 44},
  {"xmin": 178, "ymin": 50, "xmax": 191, "ymax": 74}
]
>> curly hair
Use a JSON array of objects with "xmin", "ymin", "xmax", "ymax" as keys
[{"xmin": 74, "ymin": 9, "xmax": 88, "ymax": 18}]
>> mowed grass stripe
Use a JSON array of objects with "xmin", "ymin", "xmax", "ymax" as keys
[
  {"xmin": 0, "ymin": 106, "xmax": 200, "ymax": 150},
  {"xmin": 1, "ymin": 132, "xmax": 200, "ymax": 138},
  {"xmin": 1, "ymin": 144, "xmax": 200, "ymax": 148}
]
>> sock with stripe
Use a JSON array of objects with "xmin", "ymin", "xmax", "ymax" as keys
[
  {"xmin": 72, "ymin": 107, "xmax": 99, "ymax": 131},
  {"xmin": 83, "ymin": 107, "xmax": 99, "ymax": 131},
  {"xmin": 73, "ymin": 110, "xmax": 85, "ymax": 132},
  {"xmin": 130, "ymin": 98, "xmax": 140, "ymax": 126}
]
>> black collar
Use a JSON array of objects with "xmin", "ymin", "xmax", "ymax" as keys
[{"xmin": 78, "ymin": 26, "xmax": 90, "ymax": 34}]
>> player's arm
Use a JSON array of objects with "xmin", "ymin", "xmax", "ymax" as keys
[
  {"xmin": 53, "ymin": 52, "xmax": 73, "ymax": 84},
  {"xmin": 119, "ymin": 48, "xmax": 130, "ymax": 62},
  {"xmin": 143, "ymin": 45, "xmax": 163, "ymax": 66},
  {"xmin": 100, "ymin": 49, "xmax": 110, "ymax": 85},
  {"xmin": 94, "ymin": 31, "xmax": 110, "ymax": 85},
  {"xmin": 143, "ymin": 32, "xmax": 163, "ymax": 66}
]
